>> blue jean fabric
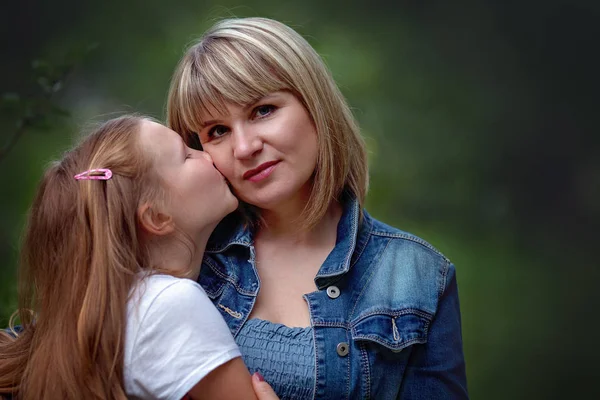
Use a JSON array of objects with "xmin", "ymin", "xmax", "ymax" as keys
[{"xmin": 199, "ymin": 196, "xmax": 468, "ymax": 399}]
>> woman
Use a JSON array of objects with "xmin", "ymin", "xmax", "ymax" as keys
[
  {"xmin": 0, "ymin": 116, "xmax": 278, "ymax": 400},
  {"xmin": 167, "ymin": 18, "xmax": 468, "ymax": 399}
]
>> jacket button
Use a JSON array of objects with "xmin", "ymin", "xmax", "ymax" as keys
[
  {"xmin": 326, "ymin": 285, "xmax": 340, "ymax": 299},
  {"xmin": 336, "ymin": 342, "xmax": 349, "ymax": 357}
]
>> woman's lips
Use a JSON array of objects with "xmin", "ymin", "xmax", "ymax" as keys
[{"xmin": 243, "ymin": 161, "xmax": 280, "ymax": 182}]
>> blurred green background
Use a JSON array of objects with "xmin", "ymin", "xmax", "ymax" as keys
[{"xmin": 1, "ymin": 1, "xmax": 598, "ymax": 398}]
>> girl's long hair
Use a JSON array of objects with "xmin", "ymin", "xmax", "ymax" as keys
[{"xmin": 0, "ymin": 115, "xmax": 160, "ymax": 399}]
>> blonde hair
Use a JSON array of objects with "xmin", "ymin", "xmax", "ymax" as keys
[
  {"xmin": 0, "ymin": 115, "xmax": 164, "ymax": 399},
  {"xmin": 167, "ymin": 17, "xmax": 368, "ymax": 230}
]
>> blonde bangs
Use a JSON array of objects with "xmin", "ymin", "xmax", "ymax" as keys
[{"xmin": 172, "ymin": 38, "xmax": 291, "ymax": 138}]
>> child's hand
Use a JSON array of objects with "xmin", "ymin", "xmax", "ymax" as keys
[{"xmin": 251, "ymin": 372, "xmax": 279, "ymax": 400}]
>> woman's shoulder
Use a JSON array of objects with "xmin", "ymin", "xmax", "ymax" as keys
[
  {"xmin": 364, "ymin": 212, "xmax": 451, "ymax": 265},
  {"xmin": 359, "ymin": 213, "xmax": 456, "ymax": 309}
]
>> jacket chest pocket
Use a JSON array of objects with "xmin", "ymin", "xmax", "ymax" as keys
[{"xmin": 351, "ymin": 310, "xmax": 431, "ymax": 353}]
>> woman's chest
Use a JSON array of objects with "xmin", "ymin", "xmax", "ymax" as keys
[{"xmin": 250, "ymin": 243, "xmax": 328, "ymax": 326}]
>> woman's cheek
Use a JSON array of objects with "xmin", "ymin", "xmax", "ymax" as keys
[
  {"xmin": 207, "ymin": 154, "xmax": 230, "ymax": 179},
  {"xmin": 218, "ymin": 164, "xmax": 235, "ymax": 182}
]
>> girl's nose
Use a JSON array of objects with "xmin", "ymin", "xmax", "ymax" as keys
[{"xmin": 201, "ymin": 151, "xmax": 213, "ymax": 163}]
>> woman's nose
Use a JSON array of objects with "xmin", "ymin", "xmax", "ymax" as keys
[{"xmin": 232, "ymin": 127, "xmax": 263, "ymax": 160}]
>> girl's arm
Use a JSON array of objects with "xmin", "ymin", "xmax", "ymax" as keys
[
  {"xmin": 186, "ymin": 358, "xmax": 278, "ymax": 400},
  {"xmin": 126, "ymin": 277, "xmax": 278, "ymax": 400}
]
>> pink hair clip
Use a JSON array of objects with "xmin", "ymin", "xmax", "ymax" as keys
[{"xmin": 74, "ymin": 168, "xmax": 113, "ymax": 181}]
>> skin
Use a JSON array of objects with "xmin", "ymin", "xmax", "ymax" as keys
[
  {"xmin": 138, "ymin": 121, "xmax": 238, "ymax": 279},
  {"xmin": 197, "ymin": 91, "xmax": 319, "ymax": 213},
  {"xmin": 137, "ymin": 122, "xmax": 278, "ymax": 400},
  {"xmin": 196, "ymin": 91, "xmax": 342, "ymax": 328}
]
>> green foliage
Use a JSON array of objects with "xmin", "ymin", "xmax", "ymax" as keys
[{"xmin": 0, "ymin": 44, "xmax": 97, "ymax": 163}]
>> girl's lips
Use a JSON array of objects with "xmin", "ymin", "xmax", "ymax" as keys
[{"xmin": 243, "ymin": 161, "xmax": 280, "ymax": 182}]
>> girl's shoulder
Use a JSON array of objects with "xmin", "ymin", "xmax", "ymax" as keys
[
  {"xmin": 124, "ymin": 278, "xmax": 240, "ymax": 399},
  {"xmin": 129, "ymin": 274, "xmax": 208, "ymax": 317}
]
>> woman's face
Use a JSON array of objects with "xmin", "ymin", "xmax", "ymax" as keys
[
  {"xmin": 195, "ymin": 91, "xmax": 318, "ymax": 211},
  {"xmin": 139, "ymin": 121, "xmax": 238, "ymax": 233}
]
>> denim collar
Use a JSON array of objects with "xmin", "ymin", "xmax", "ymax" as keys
[{"xmin": 205, "ymin": 196, "xmax": 373, "ymax": 289}]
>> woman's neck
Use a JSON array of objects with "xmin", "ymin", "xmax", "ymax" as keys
[{"xmin": 257, "ymin": 200, "xmax": 343, "ymax": 245}]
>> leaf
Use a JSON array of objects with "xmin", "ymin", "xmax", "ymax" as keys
[
  {"xmin": 27, "ymin": 115, "xmax": 53, "ymax": 131},
  {"xmin": 31, "ymin": 59, "xmax": 52, "ymax": 77},
  {"xmin": 86, "ymin": 42, "xmax": 99, "ymax": 53},
  {"xmin": 51, "ymin": 81, "xmax": 63, "ymax": 93},
  {"xmin": 2, "ymin": 93, "xmax": 20, "ymax": 102},
  {"xmin": 1, "ymin": 93, "xmax": 22, "ymax": 113},
  {"xmin": 37, "ymin": 77, "xmax": 51, "ymax": 93},
  {"xmin": 65, "ymin": 42, "xmax": 99, "ymax": 65},
  {"xmin": 50, "ymin": 104, "xmax": 70, "ymax": 117}
]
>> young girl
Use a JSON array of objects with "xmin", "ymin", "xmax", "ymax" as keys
[{"xmin": 0, "ymin": 116, "xmax": 278, "ymax": 400}]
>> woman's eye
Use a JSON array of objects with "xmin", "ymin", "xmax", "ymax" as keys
[
  {"xmin": 208, "ymin": 125, "xmax": 229, "ymax": 139},
  {"xmin": 185, "ymin": 153, "xmax": 192, "ymax": 160},
  {"xmin": 253, "ymin": 105, "xmax": 276, "ymax": 118}
]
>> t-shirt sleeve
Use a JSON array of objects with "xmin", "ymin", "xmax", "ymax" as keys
[{"xmin": 127, "ymin": 279, "xmax": 241, "ymax": 400}]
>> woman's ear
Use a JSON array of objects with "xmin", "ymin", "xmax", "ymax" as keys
[{"xmin": 137, "ymin": 203, "xmax": 174, "ymax": 236}]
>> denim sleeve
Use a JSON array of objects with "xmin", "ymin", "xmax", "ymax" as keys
[{"xmin": 398, "ymin": 263, "xmax": 469, "ymax": 399}]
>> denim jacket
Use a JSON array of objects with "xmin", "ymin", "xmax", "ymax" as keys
[{"xmin": 199, "ymin": 197, "xmax": 469, "ymax": 399}]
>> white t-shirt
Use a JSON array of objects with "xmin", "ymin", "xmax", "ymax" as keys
[{"xmin": 124, "ymin": 274, "xmax": 241, "ymax": 400}]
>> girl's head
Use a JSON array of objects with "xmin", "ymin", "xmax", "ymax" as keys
[
  {"xmin": 26, "ymin": 116, "xmax": 234, "ymax": 280},
  {"xmin": 137, "ymin": 120, "xmax": 238, "ymax": 243},
  {"xmin": 167, "ymin": 17, "xmax": 368, "ymax": 230},
  {"xmin": 0, "ymin": 115, "xmax": 236, "ymax": 399}
]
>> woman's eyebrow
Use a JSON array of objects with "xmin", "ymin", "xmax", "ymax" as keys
[
  {"xmin": 199, "ymin": 118, "xmax": 221, "ymax": 129},
  {"xmin": 198, "ymin": 96, "xmax": 270, "ymax": 128}
]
